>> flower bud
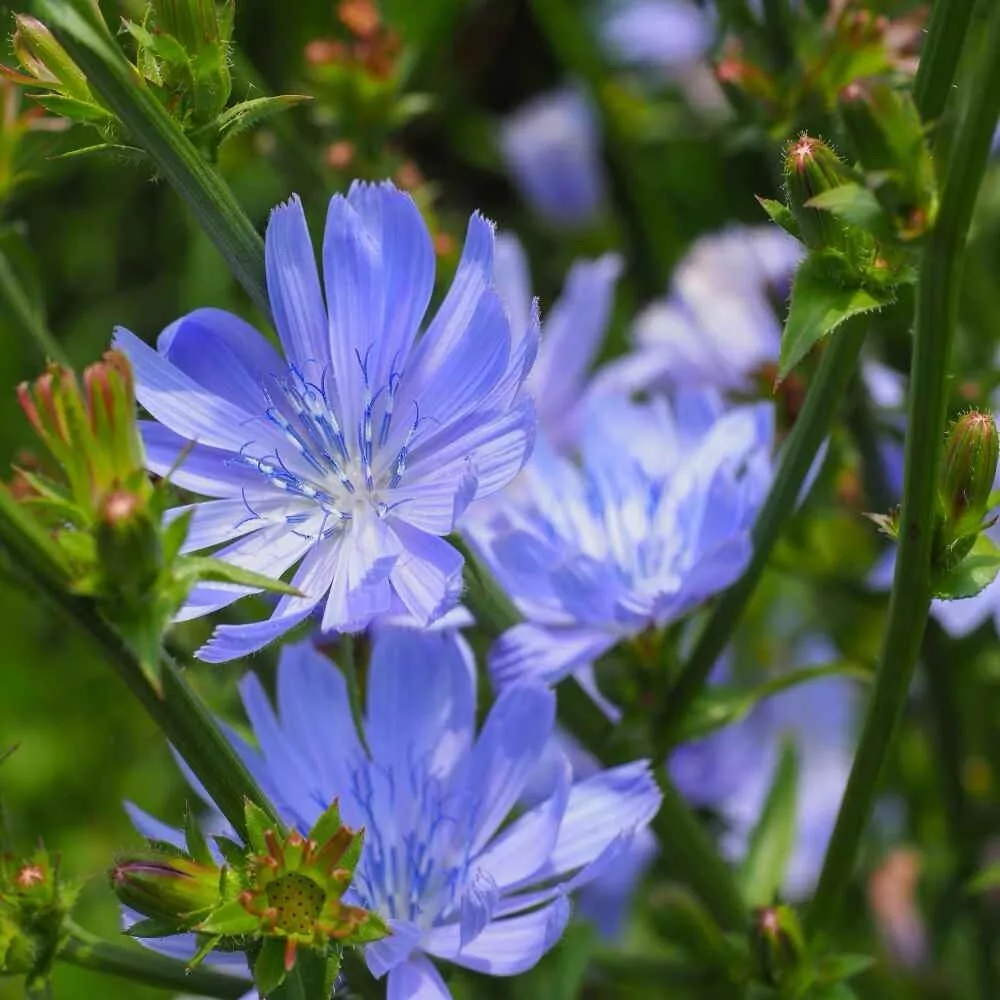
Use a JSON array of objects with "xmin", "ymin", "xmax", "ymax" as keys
[
  {"xmin": 783, "ymin": 134, "xmax": 855, "ymax": 251},
  {"xmin": 753, "ymin": 904, "xmax": 804, "ymax": 986},
  {"xmin": 940, "ymin": 410, "xmax": 999, "ymax": 530},
  {"xmin": 110, "ymin": 855, "xmax": 222, "ymax": 925},
  {"xmin": 12, "ymin": 15, "xmax": 91, "ymax": 102},
  {"xmin": 95, "ymin": 489, "xmax": 162, "ymax": 601}
]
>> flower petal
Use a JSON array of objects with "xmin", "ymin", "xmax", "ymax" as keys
[
  {"xmin": 422, "ymin": 897, "xmax": 569, "ymax": 975},
  {"xmin": 166, "ymin": 498, "xmax": 288, "ymax": 553},
  {"xmin": 124, "ymin": 802, "xmax": 184, "ymax": 848},
  {"xmin": 365, "ymin": 627, "xmax": 476, "ymax": 779},
  {"xmin": 387, "ymin": 522, "xmax": 464, "ymax": 626},
  {"xmin": 488, "ymin": 624, "xmax": 618, "ymax": 689},
  {"xmin": 113, "ymin": 327, "xmax": 258, "ymax": 451},
  {"xmin": 461, "ymin": 683, "xmax": 555, "ymax": 854},
  {"xmin": 385, "ymin": 954, "xmax": 451, "ymax": 1000},
  {"xmin": 266, "ymin": 194, "xmax": 329, "ymax": 367},
  {"xmin": 157, "ymin": 308, "xmax": 281, "ymax": 414}
]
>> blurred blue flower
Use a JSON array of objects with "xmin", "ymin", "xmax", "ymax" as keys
[
  {"xmin": 671, "ymin": 644, "xmax": 858, "ymax": 897},
  {"xmin": 114, "ymin": 182, "xmax": 535, "ymax": 661},
  {"xmin": 499, "ymin": 88, "xmax": 605, "ymax": 228},
  {"xmin": 601, "ymin": 0, "xmax": 712, "ymax": 72},
  {"xmin": 127, "ymin": 631, "xmax": 661, "ymax": 999},
  {"xmin": 494, "ymin": 234, "xmax": 622, "ymax": 449},
  {"xmin": 467, "ymin": 391, "xmax": 774, "ymax": 689},
  {"xmin": 600, "ymin": 225, "xmax": 801, "ymax": 394}
]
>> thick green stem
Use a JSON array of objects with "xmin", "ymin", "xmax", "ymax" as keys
[
  {"xmin": 0, "ymin": 487, "xmax": 281, "ymax": 841},
  {"xmin": 806, "ymin": 4, "xmax": 1000, "ymax": 937},
  {"xmin": 37, "ymin": 0, "xmax": 269, "ymax": 317},
  {"xmin": 657, "ymin": 318, "xmax": 868, "ymax": 753},
  {"xmin": 912, "ymin": 0, "xmax": 977, "ymax": 127},
  {"xmin": 0, "ymin": 250, "xmax": 69, "ymax": 365},
  {"xmin": 60, "ymin": 922, "xmax": 251, "ymax": 998}
]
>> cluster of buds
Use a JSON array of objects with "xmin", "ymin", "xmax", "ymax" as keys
[
  {"xmin": 0, "ymin": 847, "xmax": 78, "ymax": 988},
  {"xmin": 305, "ymin": 0, "xmax": 402, "ymax": 85},
  {"xmin": 112, "ymin": 800, "xmax": 387, "ymax": 995},
  {"xmin": 0, "ymin": 72, "xmax": 69, "ymax": 205},
  {"xmin": 12, "ymin": 352, "xmax": 299, "ymax": 685},
  {"xmin": 714, "ymin": 0, "xmax": 923, "ymax": 139}
]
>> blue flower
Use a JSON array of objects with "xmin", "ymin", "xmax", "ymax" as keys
[
  {"xmin": 113, "ymin": 182, "xmax": 535, "ymax": 661},
  {"xmin": 126, "ymin": 631, "xmax": 661, "ymax": 999},
  {"xmin": 467, "ymin": 391, "xmax": 774, "ymax": 689},
  {"xmin": 499, "ymin": 88, "xmax": 605, "ymax": 228},
  {"xmin": 601, "ymin": 0, "xmax": 712, "ymax": 72},
  {"xmin": 601, "ymin": 225, "xmax": 800, "ymax": 394},
  {"xmin": 494, "ymin": 234, "xmax": 621, "ymax": 450}
]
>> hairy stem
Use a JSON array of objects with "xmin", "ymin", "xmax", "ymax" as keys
[{"xmin": 806, "ymin": 3, "xmax": 1000, "ymax": 936}]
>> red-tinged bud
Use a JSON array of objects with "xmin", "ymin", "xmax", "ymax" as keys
[
  {"xmin": 325, "ymin": 140, "xmax": 355, "ymax": 170},
  {"xmin": 111, "ymin": 855, "xmax": 222, "ymax": 924},
  {"xmin": 95, "ymin": 488, "xmax": 161, "ymax": 600},
  {"xmin": 940, "ymin": 410, "xmax": 999, "ymax": 530},
  {"xmin": 12, "ymin": 15, "xmax": 91, "ymax": 101},
  {"xmin": 339, "ymin": 0, "xmax": 381, "ymax": 39},
  {"xmin": 783, "ymin": 134, "xmax": 856, "ymax": 251},
  {"xmin": 753, "ymin": 904, "xmax": 804, "ymax": 986},
  {"xmin": 305, "ymin": 39, "xmax": 347, "ymax": 67}
]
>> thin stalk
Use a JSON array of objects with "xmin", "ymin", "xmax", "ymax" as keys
[
  {"xmin": 806, "ymin": 3, "xmax": 1000, "ymax": 936},
  {"xmin": 38, "ymin": 0, "xmax": 270, "ymax": 317},
  {"xmin": 0, "ymin": 487, "xmax": 281, "ymax": 841},
  {"xmin": 657, "ymin": 318, "xmax": 868, "ymax": 753},
  {"xmin": 60, "ymin": 922, "xmax": 251, "ymax": 998},
  {"xmin": 912, "ymin": 0, "xmax": 977, "ymax": 127},
  {"xmin": 0, "ymin": 250, "xmax": 69, "ymax": 365}
]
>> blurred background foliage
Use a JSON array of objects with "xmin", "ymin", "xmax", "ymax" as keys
[{"xmin": 2, "ymin": 0, "xmax": 1000, "ymax": 997}]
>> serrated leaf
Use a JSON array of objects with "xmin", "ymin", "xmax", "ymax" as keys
[
  {"xmin": 740, "ymin": 740, "xmax": 799, "ymax": 906},
  {"xmin": 253, "ymin": 936, "xmax": 288, "ymax": 995},
  {"xmin": 213, "ymin": 835, "xmax": 246, "ymax": 869},
  {"xmin": 208, "ymin": 94, "xmax": 311, "ymax": 148},
  {"xmin": 161, "ymin": 507, "xmax": 193, "ymax": 568},
  {"xmin": 126, "ymin": 916, "xmax": 188, "ymax": 938},
  {"xmin": 180, "ymin": 555, "xmax": 302, "ymax": 596},
  {"xmin": 54, "ymin": 143, "xmax": 147, "ymax": 163},
  {"xmin": 806, "ymin": 184, "xmax": 886, "ymax": 232},
  {"xmin": 308, "ymin": 799, "xmax": 343, "ymax": 846},
  {"xmin": 346, "ymin": 910, "xmax": 391, "ymax": 944},
  {"xmin": 32, "ymin": 94, "xmax": 116, "ymax": 124},
  {"xmin": 757, "ymin": 196, "xmax": 802, "ymax": 240},
  {"xmin": 244, "ymin": 798, "xmax": 273, "ymax": 855},
  {"xmin": 195, "ymin": 898, "xmax": 258, "ymax": 936},
  {"xmin": 675, "ymin": 662, "xmax": 870, "ymax": 745},
  {"xmin": 184, "ymin": 803, "xmax": 213, "ymax": 865},
  {"xmin": 934, "ymin": 533, "xmax": 1000, "ymax": 600},
  {"xmin": 779, "ymin": 253, "xmax": 893, "ymax": 380}
]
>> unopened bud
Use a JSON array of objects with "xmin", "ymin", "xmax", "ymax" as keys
[
  {"xmin": 95, "ymin": 490, "xmax": 162, "ymax": 600},
  {"xmin": 753, "ymin": 904, "xmax": 804, "ymax": 986},
  {"xmin": 12, "ymin": 15, "xmax": 91, "ymax": 101},
  {"xmin": 783, "ymin": 134, "xmax": 855, "ymax": 251},
  {"xmin": 941, "ymin": 410, "xmax": 999, "ymax": 530},
  {"xmin": 111, "ymin": 855, "xmax": 221, "ymax": 924}
]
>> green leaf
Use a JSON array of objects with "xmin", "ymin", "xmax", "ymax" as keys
[
  {"xmin": 253, "ymin": 937, "xmax": 289, "ymax": 995},
  {"xmin": 806, "ymin": 184, "xmax": 887, "ymax": 233},
  {"xmin": 36, "ymin": 0, "xmax": 270, "ymax": 317},
  {"xmin": 969, "ymin": 861, "xmax": 1000, "ymax": 893},
  {"xmin": 213, "ymin": 835, "xmax": 246, "ymax": 869},
  {"xmin": 31, "ymin": 94, "xmax": 116, "ymax": 124},
  {"xmin": 674, "ymin": 662, "xmax": 870, "ymax": 745},
  {"xmin": 179, "ymin": 555, "xmax": 302, "ymax": 596},
  {"xmin": 648, "ymin": 885, "xmax": 735, "ymax": 968},
  {"xmin": 779, "ymin": 253, "xmax": 893, "ymax": 380},
  {"xmin": 125, "ymin": 916, "xmax": 189, "ymax": 938},
  {"xmin": 184, "ymin": 803, "xmax": 214, "ymax": 866},
  {"xmin": 244, "ymin": 798, "xmax": 274, "ymax": 855},
  {"xmin": 207, "ymin": 94, "xmax": 312, "ymax": 148},
  {"xmin": 307, "ymin": 799, "xmax": 343, "ymax": 846},
  {"xmin": 814, "ymin": 953, "xmax": 876, "ymax": 983},
  {"xmin": 519, "ymin": 922, "xmax": 597, "ymax": 1000},
  {"xmin": 757, "ymin": 196, "xmax": 802, "ymax": 240},
  {"xmin": 195, "ymin": 898, "xmax": 258, "ymax": 936},
  {"xmin": 740, "ymin": 740, "xmax": 799, "ymax": 906},
  {"xmin": 934, "ymin": 532, "xmax": 1000, "ymax": 599}
]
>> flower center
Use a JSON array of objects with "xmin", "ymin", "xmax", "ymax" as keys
[
  {"xmin": 233, "ymin": 361, "xmax": 421, "ymax": 537},
  {"xmin": 265, "ymin": 872, "xmax": 326, "ymax": 936}
]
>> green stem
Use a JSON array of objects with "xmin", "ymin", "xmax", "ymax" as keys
[
  {"xmin": 0, "ymin": 250, "xmax": 69, "ymax": 365},
  {"xmin": 806, "ymin": 4, "xmax": 1000, "ymax": 937},
  {"xmin": 912, "ymin": 0, "xmax": 977, "ymax": 127},
  {"xmin": 0, "ymin": 487, "xmax": 281, "ymax": 841},
  {"xmin": 656, "ymin": 318, "xmax": 868, "ymax": 754},
  {"xmin": 38, "ymin": 0, "xmax": 269, "ymax": 317},
  {"xmin": 60, "ymin": 922, "xmax": 251, "ymax": 998}
]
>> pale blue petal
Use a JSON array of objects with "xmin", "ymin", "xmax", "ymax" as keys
[
  {"xmin": 603, "ymin": 0, "xmax": 711, "ymax": 70},
  {"xmin": 124, "ymin": 802, "xmax": 184, "ymax": 848},
  {"xmin": 535, "ymin": 761, "xmax": 661, "ymax": 880},
  {"xmin": 385, "ymin": 954, "xmax": 451, "ymax": 1000},
  {"xmin": 266, "ymin": 194, "xmax": 329, "ymax": 367},
  {"xmin": 387, "ymin": 522, "xmax": 464, "ymax": 625},
  {"xmin": 423, "ymin": 897, "xmax": 570, "ymax": 975},
  {"xmin": 461, "ymin": 683, "xmax": 555, "ymax": 854},
  {"xmin": 492, "ymin": 234, "xmax": 532, "ymax": 347},
  {"xmin": 366, "ymin": 920, "xmax": 422, "ymax": 978},
  {"xmin": 157, "ymin": 308, "xmax": 281, "ymax": 413},
  {"xmin": 113, "ymin": 327, "xmax": 259, "ymax": 451},
  {"xmin": 166, "ymin": 498, "xmax": 287, "ymax": 553},
  {"xmin": 488, "ymin": 624, "xmax": 618, "ymax": 689},
  {"xmin": 365, "ymin": 627, "xmax": 476, "ymax": 779},
  {"xmin": 276, "ymin": 640, "xmax": 365, "ymax": 807},
  {"xmin": 475, "ymin": 753, "xmax": 571, "ymax": 889},
  {"xmin": 459, "ymin": 870, "xmax": 500, "ymax": 947}
]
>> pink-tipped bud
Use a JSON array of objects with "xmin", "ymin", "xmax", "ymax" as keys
[{"xmin": 941, "ymin": 410, "xmax": 999, "ymax": 529}]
